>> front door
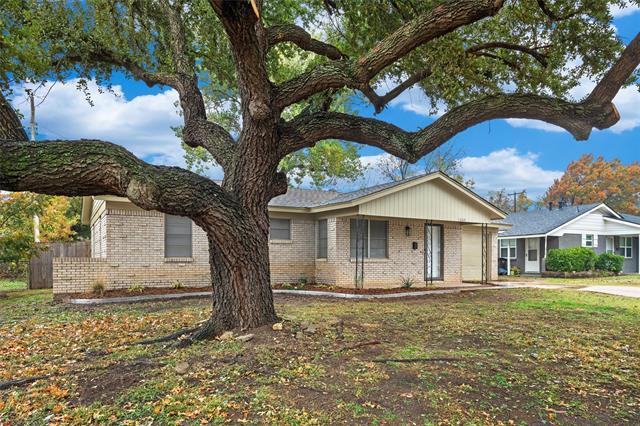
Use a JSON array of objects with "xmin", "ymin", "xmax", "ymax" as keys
[
  {"xmin": 525, "ymin": 238, "xmax": 540, "ymax": 273},
  {"xmin": 425, "ymin": 224, "xmax": 442, "ymax": 280}
]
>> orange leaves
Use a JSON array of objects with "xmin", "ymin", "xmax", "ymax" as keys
[
  {"xmin": 45, "ymin": 385, "xmax": 68, "ymax": 399},
  {"xmin": 545, "ymin": 154, "xmax": 640, "ymax": 214}
]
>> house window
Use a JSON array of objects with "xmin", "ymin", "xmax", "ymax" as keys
[
  {"xmin": 584, "ymin": 234, "xmax": 594, "ymax": 247},
  {"xmin": 618, "ymin": 237, "xmax": 633, "ymax": 259},
  {"xmin": 317, "ymin": 219, "xmax": 327, "ymax": 259},
  {"xmin": 499, "ymin": 239, "xmax": 516, "ymax": 259},
  {"xmin": 606, "ymin": 237, "xmax": 614, "ymax": 254},
  {"xmin": 165, "ymin": 214, "xmax": 192, "ymax": 258},
  {"xmin": 269, "ymin": 218, "xmax": 291, "ymax": 240},
  {"xmin": 349, "ymin": 219, "xmax": 388, "ymax": 259}
]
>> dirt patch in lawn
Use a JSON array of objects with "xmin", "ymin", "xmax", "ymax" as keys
[{"xmin": 74, "ymin": 358, "xmax": 158, "ymax": 405}]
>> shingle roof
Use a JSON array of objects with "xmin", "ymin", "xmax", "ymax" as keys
[
  {"xmin": 269, "ymin": 174, "xmax": 429, "ymax": 208},
  {"xmin": 496, "ymin": 203, "xmax": 602, "ymax": 237},
  {"xmin": 619, "ymin": 212, "xmax": 640, "ymax": 225},
  {"xmin": 269, "ymin": 187, "xmax": 340, "ymax": 208}
]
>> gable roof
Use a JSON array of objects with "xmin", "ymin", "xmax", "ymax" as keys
[
  {"xmin": 497, "ymin": 203, "xmax": 602, "ymax": 237},
  {"xmin": 82, "ymin": 172, "xmax": 507, "ymax": 224},
  {"xmin": 497, "ymin": 202, "xmax": 640, "ymax": 238}
]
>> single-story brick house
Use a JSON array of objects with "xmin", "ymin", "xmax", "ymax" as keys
[
  {"xmin": 53, "ymin": 172, "xmax": 508, "ymax": 295},
  {"xmin": 497, "ymin": 202, "xmax": 640, "ymax": 275}
]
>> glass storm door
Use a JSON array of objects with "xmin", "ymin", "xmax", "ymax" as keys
[
  {"xmin": 525, "ymin": 238, "xmax": 540, "ymax": 273},
  {"xmin": 425, "ymin": 224, "xmax": 442, "ymax": 280}
]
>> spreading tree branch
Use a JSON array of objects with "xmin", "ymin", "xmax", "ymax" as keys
[
  {"xmin": 0, "ymin": 138, "xmax": 237, "ymax": 221},
  {"xmin": 266, "ymin": 24, "xmax": 344, "ymax": 60},
  {"xmin": 274, "ymin": 0, "xmax": 505, "ymax": 109},
  {"xmin": 536, "ymin": 0, "xmax": 582, "ymax": 21},
  {"xmin": 361, "ymin": 42, "xmax": 546, "ymax": 114},
  {"xmin": 467, "ymin": 42, "xmax": 548, "ymax": 67},
  {"xmin": 281, "ymin": 32, "xmax": 640, "ymax": 161}
]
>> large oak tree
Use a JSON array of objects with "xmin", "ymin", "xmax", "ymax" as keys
[{"xmin": 1, "ymin": 0, "xmax": 639, "ymax": 342}]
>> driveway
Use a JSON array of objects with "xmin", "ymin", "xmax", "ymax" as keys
[{"xmin": 579, "ymin": 285, "xmax": 640, "ymax": 298}]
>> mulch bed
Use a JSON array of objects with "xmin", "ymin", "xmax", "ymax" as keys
[
  {"xmin": 61, "ymin": 283, "xmax": 458, "ymax": 300},
  {"xmin": 63, "ymin": 286, "xmax": 210, "ymax": 300},
  {"xmin": 271, "ymin": 283, "xmax": 453, "ymax": 294}
]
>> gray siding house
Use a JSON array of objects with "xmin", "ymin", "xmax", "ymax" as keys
[{"xmin": 497, "ymin": 203, "xmax": 640, "ymax": 275}]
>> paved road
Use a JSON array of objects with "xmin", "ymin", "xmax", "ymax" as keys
[{"xmin": 579, "ymin": 285, "xmax": 640, "ymax": 298}]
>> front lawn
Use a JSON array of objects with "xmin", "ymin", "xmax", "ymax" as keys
[
  {"xmin": 0, "ymin": 279, "xmax": 27, "ymax": 292},
  {"xmin": 1, "ymin": 288, "xmax": 639, "ymax": 424},
  {"xmin": 497, "ymin": 274, "xmax": 640, "ymax": 287}
]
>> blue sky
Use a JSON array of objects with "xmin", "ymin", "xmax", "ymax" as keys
[{"xmin": 11, "ymin": 6, "xmax": 640, "ymax": 199}]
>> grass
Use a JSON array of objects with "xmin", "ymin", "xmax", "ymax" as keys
[
  {"xmin": 498, "ymin": 274, "xmax": 640, "ymax": 286},
  {"xmin": 1, "ymin": 288, "xmax": 640, "ymax": 424},
  {"xmin": 0, "ymin": 279, "xmax": 27, "ymax": 292}
]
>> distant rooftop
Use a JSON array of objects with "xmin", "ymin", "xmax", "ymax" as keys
[{"xmin": 497, "ymin": 202, "xmax": 640, "ymax": 237}]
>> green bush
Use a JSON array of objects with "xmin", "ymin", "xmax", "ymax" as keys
[
  {"xmin": 595, "ymin": 252, "xmax": 624, "ymax": 274},
  {"xmin": 545, "ymin": 247, "xmax": 597, "ymax": 272}
]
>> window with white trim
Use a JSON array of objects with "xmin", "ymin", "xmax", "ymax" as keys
[
  {"xmin": 583, "ymin": 234, "xmax": 594, "ymax": 247},
  {"xmin": 165, "ymin": 214, "xmax": 192, "ymax": 258},
  {"xmin": 618, "ymin": 236, "xmax": 633, "ymax": 259},
  {"xmin": 499, "ymin": 239, "xmax": 517, "ymax": 259},
  {"xmin": 606, "ymin": 237, "xmax": 614, "ymax": 254},
  {"xmin": 317, "ymin": 219, "xmax": 327, "ymax": 259},
  {"xmin": 349, "ymin": 219, "xmax": 388, "ymax": 259},
  {"xmin": 269, "ymin": 218, "xmax": 291, "ymax": 240}
]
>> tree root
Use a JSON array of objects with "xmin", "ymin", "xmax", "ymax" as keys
[
  {"xmin": 0, "ymin": 375, "xmax": 50, "ymax": 390},
  {"xmin": 175, "ymin": 319, "xmax": 224, "ymax": 348}
]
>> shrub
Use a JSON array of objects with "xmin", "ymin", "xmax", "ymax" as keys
[
  {"xmin": 297, "ymin": 277, "xmax": 307, "ymax": 287},
  {"xmin": 400, "ymin": 276, "xmax": 415, "ymax": 288},
  {"xmin": 595, "ymin": 252, "xmax": 624, "ymax": 274},
  {"xmin": 92, "ymin": 279, "xmax": 105, "ymax": 296},
  {"xmin": 172, "ymin": 280, "xmax": 183, "ymax": 289},
  {"xmin": 510, "ymin": 266, "xmax": 521, "ymax": 276},
  {"xmin": 545, "ymin": 247, "xmax": 597, "ymax": 272},
  {"xmin": 127, "ymin": 284, "xmax": 144, "ymax": 294}
]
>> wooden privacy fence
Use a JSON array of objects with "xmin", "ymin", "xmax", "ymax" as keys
[{"xmin": 28, "ymin": 241, "xmax": 91, "ymax": 289}]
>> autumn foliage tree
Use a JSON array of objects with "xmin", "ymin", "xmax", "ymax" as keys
[
  {"xmin": 0, "ymin": 193, "xmax": 76, "ymax": 276},
  {"xmin": 545, "ymin": 154, "xmax": 640, "ymax": 214},
  {"xmin": 1, "ymin": 0, "xmax": 640, "ymax": 343}
]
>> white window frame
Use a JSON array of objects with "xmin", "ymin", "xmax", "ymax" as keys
[
  {"xmin": 606, "ymin": 236, "xmax": 614, "ymax": 254},
  {"xmin": 584, "ymin": 234, "xmax": 594, "ymax": 247},
  {"xmin": 350, "ymin": 219, "xmax": 388, "ymax": 259},
  {"xmin": 619, "ymin": 236, "xmax": 633, "ymax": 259},
  {"xmin": 499, "ymin": 238, "xmax": 518, "ymax": 275},
  {"xmin": 499, "ymin": 239, "xmax": 517, "ymax": 260}
]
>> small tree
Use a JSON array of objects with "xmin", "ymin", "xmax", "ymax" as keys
[
  {"xmin": 488, "ymin": 188, "xmax": 535, "ymax": 213},
  {"xmin": 1, "ymin": 1, "xmax": 639, "ymax": 343}
]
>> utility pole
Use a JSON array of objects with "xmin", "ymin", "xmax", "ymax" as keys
[
  {"xmin": 508, "ymin": 190, "xmax": 526, "ymax": 213},
  {"xmin": 27, "ymin": 89, "xmax": 40, "ymax": 243}
]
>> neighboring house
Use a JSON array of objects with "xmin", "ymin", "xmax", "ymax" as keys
[
  {"xmin": 52, "ymin": 172, "xmax": 508, "ymax": 296},
  {"xmin": 497, "ymin": 203, "xmax": 640, "ymax": 275}
]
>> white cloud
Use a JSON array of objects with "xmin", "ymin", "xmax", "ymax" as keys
[
  {"xmin": 458, "ymin": 148, "xmax": 563, "ymax": 197},
  {"xmin": 610, "ymin": 4, "xmax": 640, "ymax": 17},
  {"xmin": 11, "ymin": 79, "xmax": 195, "ymax": 168}
]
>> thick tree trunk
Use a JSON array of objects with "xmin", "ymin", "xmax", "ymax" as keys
[{"xmin": 185, "ymin": 207, "xmax": 278, "ymax": 342}]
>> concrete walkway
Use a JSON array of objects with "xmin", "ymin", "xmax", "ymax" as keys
[{"xmin": 579, "ymin": 285, "xmax": 640, "ymax": 298}]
